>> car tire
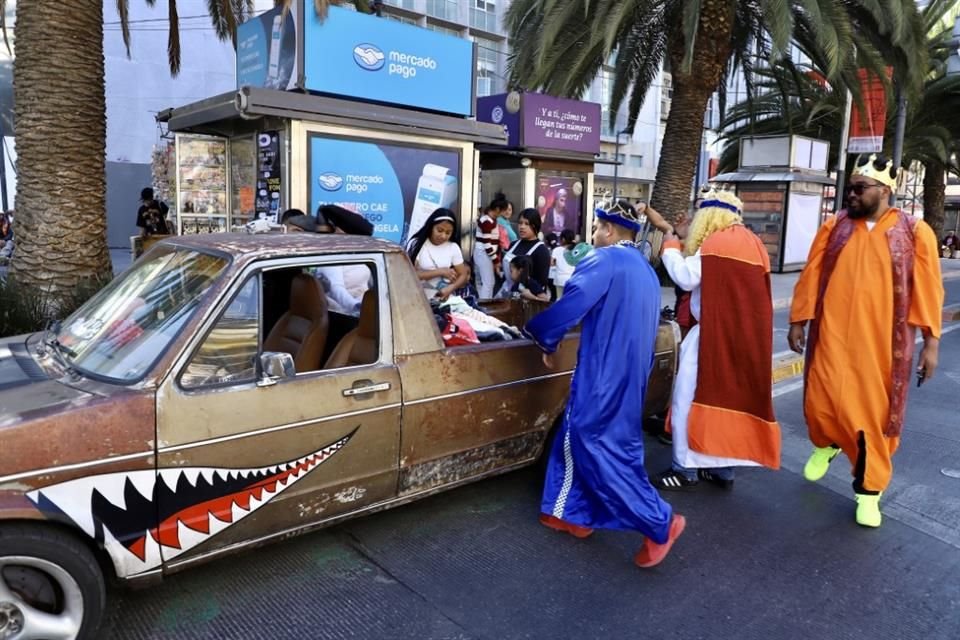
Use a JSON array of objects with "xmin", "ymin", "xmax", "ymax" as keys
[{"xmin": 0, "ymin": 523, "xmax": 106, "ymax": 640}]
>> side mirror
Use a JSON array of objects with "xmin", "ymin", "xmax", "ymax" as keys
[{"xmin": 257, "ymin": 351, "xmax": 295, "ymax": 387}]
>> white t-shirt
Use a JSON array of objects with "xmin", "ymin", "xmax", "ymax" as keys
[
  {"xmin": 552, "ymin": 246, "xmax": 577, "ymax": 287},
  {"xmin": 415, "ymin": 241, "xmax": 464, "ymax": 298}
]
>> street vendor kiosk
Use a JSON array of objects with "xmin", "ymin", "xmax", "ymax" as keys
[
  {"xmin": 156, "ymin": 3, "xmax": 507, "ymax": 251},
  {"xmin": 476, "ymin": 92, "xmax": 603, "ymax": 242}
]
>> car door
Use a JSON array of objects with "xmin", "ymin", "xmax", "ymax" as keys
[{"xmin": 153, "ymin": 253, "xmax": 400, "ymax": 571}]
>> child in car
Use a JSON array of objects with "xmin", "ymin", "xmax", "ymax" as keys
[
  {"xmin": 509, "ymin": 255, "xmax": 550, "ymax": 302},
  {"xmin": 406, "ymin": 208, "xmax": 471, "ymax": 301}
]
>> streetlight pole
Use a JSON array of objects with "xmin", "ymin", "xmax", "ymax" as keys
[{"xmin": 612, "ymin": 128, "xmax": 629, "ymax": 204}]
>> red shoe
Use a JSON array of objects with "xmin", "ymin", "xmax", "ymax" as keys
[
  {"xmin": 539, "ymin": 513, "xmax": 594, "ymax": 538},
  {"xmin": 634, "ymin": 514, "xmax": 686, "ymax": 568}
]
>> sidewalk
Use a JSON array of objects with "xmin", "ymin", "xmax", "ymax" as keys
[{"xmin": 769, "ymin": 257, "xmax": 960, "ymax": 309}]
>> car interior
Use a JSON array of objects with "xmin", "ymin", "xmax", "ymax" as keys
[{"xmin": 261, "ymin": 264, "xmax": 379, "ymax": 373}]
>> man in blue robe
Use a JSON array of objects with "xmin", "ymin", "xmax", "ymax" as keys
[{"xmin": 525, "ymin": 201, "xmax": 686, "ymax": 568}]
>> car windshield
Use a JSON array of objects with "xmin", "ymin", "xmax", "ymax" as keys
[{"xmin": 56, "ymin": 246, "xmax": 229, "ymax": 383}]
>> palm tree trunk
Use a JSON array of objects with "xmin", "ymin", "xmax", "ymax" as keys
[
  {"xmin": 650, "ymin": 0, "xmax": 734, "ymax": 224},
  {"xmin": 922, "ymin": 160, "xmax": 945, "ymax": 243},
  {"xmin": 12, "ymin": 0, "xmax": 112, "ymax": 297}
]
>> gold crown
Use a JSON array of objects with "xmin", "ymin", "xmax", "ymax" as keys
[{"xmin": 852, "ymin": 154, "xmax": 898, "ymax": 190}]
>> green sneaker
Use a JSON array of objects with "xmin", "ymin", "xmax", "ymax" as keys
[
  {"xmin": 855, "ymin": 493, "xmax": 882, "ymax": 528},
  {"xmin": 803, "ymin": 446, "xmax": 841, "ymax": 482}
]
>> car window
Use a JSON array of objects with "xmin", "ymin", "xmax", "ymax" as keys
[
  {"xmin": 180, "ymin": 276, "xmax": 260, "ymax": 389},
  {"xmin": 179, "ymin": 260, "xmax": 381, "ymax": 389}
]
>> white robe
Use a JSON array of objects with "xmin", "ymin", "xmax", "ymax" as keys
[{"xmin": 662, "ymin": 247, "xmax": 760, "ymax": 470}]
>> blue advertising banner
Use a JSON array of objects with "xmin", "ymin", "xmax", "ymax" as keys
[
  {"xmin": 237, "ymin": 4, "xmax": 299, "ymax": 90},
  {"xmin": 303, "ymin": 6, "xmax": 474, "ymax": 116},
  {"xmin": 308, "ymin": 134, "xmax": 461, "ymax": 245}
]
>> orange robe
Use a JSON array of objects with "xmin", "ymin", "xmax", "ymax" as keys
[{"xmin": 790, "ymin": 209, "xmax": 944, "ymax": 492}]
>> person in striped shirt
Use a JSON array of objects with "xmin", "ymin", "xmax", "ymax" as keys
[{"xmin": 473, "ymin": 194, "xmax": 508, "ymax": 299}]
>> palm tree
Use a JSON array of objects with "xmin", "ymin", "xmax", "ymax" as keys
[
  {"xmin": 719, "ymin": 0, "xmax": 960, "ymax": 239},
  {"xmin": 506, "ymin": 0, "xmax": 927, "ymax": 223},
  {"xmin": 4, "ymin": 0, "xmax": 370, "ymax": 299}
]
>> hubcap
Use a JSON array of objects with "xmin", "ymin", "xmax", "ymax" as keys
[
  {"xmin": 0, "ymin": 602, "xmax": 24, "ymax": 636},
  {"xmin": 0, "ymin": 557, "xmax": 83, "ymax": 640}
]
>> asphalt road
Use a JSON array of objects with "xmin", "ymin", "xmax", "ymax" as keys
[{"xmin": 106, "ymin": 316, "xmax": 960, "ymax": 639}]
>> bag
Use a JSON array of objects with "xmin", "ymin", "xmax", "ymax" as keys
[{"xmin": 441, "ymin": 314, "xmax": 480, "ymax": 347}]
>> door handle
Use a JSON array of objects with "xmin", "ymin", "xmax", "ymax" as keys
[{"xmin": 342, "ymin": 381, "xmax": 391, "ymax": 397}]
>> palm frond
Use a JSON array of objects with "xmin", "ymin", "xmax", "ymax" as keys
[
  {"xmin": 0, "ymin": 0, "xmax": 11, "ymax": 56},
  {"xmin": 116, "ymin": 0, "xmax": 132, "ymax": 56},
  {"xmin": 168, "ymin": 0, "xmax": 181, "ymax": 76}
]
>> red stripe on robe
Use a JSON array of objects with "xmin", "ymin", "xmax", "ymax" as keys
[{"xmin": 687, "ymin": 225, "xmax": 782, "ymax": 469}]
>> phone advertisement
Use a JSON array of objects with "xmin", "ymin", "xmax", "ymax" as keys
[{"xmin": 308, "ymin": 134, "xmax": 461, "ymax": 245}]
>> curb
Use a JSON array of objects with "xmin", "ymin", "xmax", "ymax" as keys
[{"xmin": 772, "ymin": 353, "xmax": 804, "ymax": 384}]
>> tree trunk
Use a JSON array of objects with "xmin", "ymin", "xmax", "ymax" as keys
[
  {"xmin": 922, "ymin": 160, "xmax": 945, "ymax": 243},
  {"xmin": 11, "ymin": 0, "xmax": 112, "ymax": 297},
  {"xmin": 650, "ymin": 0, "xmax": 735, "ymax": 224}
]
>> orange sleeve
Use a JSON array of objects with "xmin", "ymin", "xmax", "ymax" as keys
[
  {"xmin": 908, "ymin": 221, "xmax": 945, "ymax": 338},
  {"xmin": 789, "ymin": 217, "xmax": 836, "ymax": 324}
]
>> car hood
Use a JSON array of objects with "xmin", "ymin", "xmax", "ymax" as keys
[
  {"xmin": 0, "ymin": 334, "xmax": 93, "ymax": 419},
  {"xmin": 0, "ymin": 334, "xmax": 156, "ymax": 483}
]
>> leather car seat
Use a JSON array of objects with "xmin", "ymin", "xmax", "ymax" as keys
[
  {"xmin": 263, "ymin": 273, "xmax": 329, "ymax": 373},
  {"xmin": 324, "ymin": 290, "xmax": 378, "ymax": 369}
]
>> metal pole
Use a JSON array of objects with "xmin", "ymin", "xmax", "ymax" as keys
[
  {"xmin": 834, "ymin": 89, "xmax": 853, "ymax": 213},
  {"xmin": 891, "ymin": 84, "xmax": 907, "ymax": 206}
]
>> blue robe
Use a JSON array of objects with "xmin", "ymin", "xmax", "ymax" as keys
[{"xmin": 525, "ymin": 244, "xmax": 672, "ymax": 543}]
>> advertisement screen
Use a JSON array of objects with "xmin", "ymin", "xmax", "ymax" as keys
[
  {"xmin": 308, "ymin": 134, "xmax": 461, "ymax": 245},
  {"xmin": 537, "ymin": 175, "xmax": 585, "ymax": 238},
  {"xmin": 237, "ymin": 5, "xmax": 299, "ymax": 90},
  {"xmin": 303, "ymin": 6, "xmax": 474, "ymax": 116}
]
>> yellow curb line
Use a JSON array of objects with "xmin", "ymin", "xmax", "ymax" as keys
[
  {"xmin": 772, "ymin": 354, "xmax": 805, "ymax": 384},
  {"xmin": 772, "ymin": 306, "xmax": 959, "ymax": 385}
]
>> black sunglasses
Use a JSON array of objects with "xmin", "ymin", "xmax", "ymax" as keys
[{"xmin": 845, "ymin": 183, "xmax": 884, "ymax": 195}]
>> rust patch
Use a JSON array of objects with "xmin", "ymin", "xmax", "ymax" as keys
[{"xmin": 399, "ymin": 431, "xmax": 544, "ymax": 494}]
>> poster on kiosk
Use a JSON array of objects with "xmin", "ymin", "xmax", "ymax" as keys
[{"xmin": 308, "ymin": 134, "xmax": 461, "ymax": 245}]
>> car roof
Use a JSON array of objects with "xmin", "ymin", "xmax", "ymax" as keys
[{"xmin": 162, "ymin": 232, "xmax": 404, "ymax": 259}]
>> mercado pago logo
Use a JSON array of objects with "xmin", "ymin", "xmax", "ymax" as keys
[
  {"xmin": 319, "ymin": 172, "xmax": 384, "ymax": 194},
  {"xmin": 352, "ymin": 42, "xmax": 439, "ymax": 79}
]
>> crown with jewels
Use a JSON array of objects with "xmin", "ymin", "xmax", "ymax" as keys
[
  {"xmin": 595, "ymin": 200, "xmax": 643, "ymax": 232},
  {"xmin": 852, "ymin": 153, "xmax": 898, "ymax": 190},
  {"xmin": 697, "ymin": 186, "xmax": 743, "ymax": 214}
]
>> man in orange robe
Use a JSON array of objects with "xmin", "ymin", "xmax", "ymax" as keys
[{"xmin": 789, "ymin": 154, "xmax": 944, "ymax": 527}]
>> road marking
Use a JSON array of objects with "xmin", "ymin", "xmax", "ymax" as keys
[{"xmin": 773, "ymin": 378, "xmax": 805, "ymax": 398}]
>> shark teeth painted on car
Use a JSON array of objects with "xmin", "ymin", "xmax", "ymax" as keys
[{"xmin": 26, "ymin": 429, "xmax": 357, "ymax": 576}]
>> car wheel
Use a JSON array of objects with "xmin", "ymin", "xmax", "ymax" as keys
[{"xmin": 0, "ymin": 524, "xmax": 105, "ymax": 640}]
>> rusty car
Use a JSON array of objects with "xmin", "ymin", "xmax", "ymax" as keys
[{"xmin": 0, "ymin": 233, "xmax": 678, "ymax": 639}]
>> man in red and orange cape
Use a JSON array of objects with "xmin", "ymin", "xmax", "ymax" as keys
[
  {"xmin": 789, "ymin": 154, "xmax": 943, "ymax": 527},
  {"xmin": 654, "ymin": 189, "xmax": 782, "ymax": 491}
]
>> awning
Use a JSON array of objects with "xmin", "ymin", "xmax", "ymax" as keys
[{"xmin": 157, "ymin": 87, "xmax": 509, "ymax": 146}]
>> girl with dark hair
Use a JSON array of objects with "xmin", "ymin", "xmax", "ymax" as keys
[
  {"xmin": 498, "ymin": 208, "xmax": 551, "ymax": 298},
  {"xmin": 509, "ymin": 255, "xmax": 550, "ymax": 302},
  {"xmin": 407, "ymin": 208, "xmax": 470, "ymax": 300},
  {"xmin": 498, "ymin": 194, "xmax": 518, "ymax": 249},
  {"xmin": 474, "ymin": 195, "xmax": 509, "ymax": 298}
]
